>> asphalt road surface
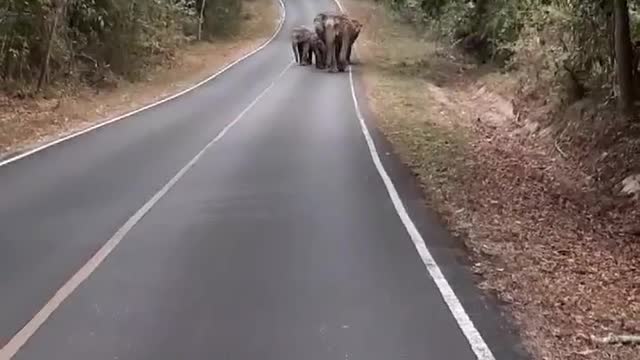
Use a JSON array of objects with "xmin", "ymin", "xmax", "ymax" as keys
[{"xmin": 0, "ymin": 0, "xmax": 529, "ymax": 359}]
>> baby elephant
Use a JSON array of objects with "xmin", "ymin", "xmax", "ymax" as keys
[
  {"xmin": 291, "ymin": 26, "xmax": 314, "ymax": 65},
  {"xmin": 309, "ymin": 32, "xmax": 327, "ymax": 69}
]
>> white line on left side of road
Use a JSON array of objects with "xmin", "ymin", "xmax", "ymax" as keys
[{"xmin": 0, "ymin": 61, "xmax": 294, "ymax": 360}]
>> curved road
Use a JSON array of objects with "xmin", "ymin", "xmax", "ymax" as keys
[{"xmin": 0, "ymin": 0, "xmax": 527, "ymax": 359}]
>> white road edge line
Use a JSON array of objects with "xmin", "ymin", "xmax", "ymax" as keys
[
  {"xmin": 0, "ymin": 0, "xmax": 286, "ymax": 168},
  {"xmin": 0, "ymin": 60, "xmax": 294, "ymax": 360},
  {"xmin": 334, "ymin": 1, "xmax": 497, "ymax": 359}
]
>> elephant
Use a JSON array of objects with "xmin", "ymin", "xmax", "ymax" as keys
[
  {"xmin": 332, "ymin": 17, "xmax": 363, "ymax": 66},
  {"xmin": 345, "ymin": 19, "xmax": 363, "ymax": 64},
  {"xmin": 291, "ymin": 26, "xmax": 314, "ymax": 65},
  {"xmin": 309, "ymin": 32, "xmax": 327, "ymax": 69},
  {"xmin": 313, "ymin": 12, "xmax": 361, "ymax": 72}
]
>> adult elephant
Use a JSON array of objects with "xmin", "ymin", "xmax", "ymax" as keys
[
  {"xmin": 334, "ymin": 17, "xmax": 362, "ymax": 66},
  {"xmin": 291, "ymin": 26, "xmax": 314, "ymax": 65},
  {"xmin": 313, "ymin": 12, "xmax": 361, "ymax": 72}
]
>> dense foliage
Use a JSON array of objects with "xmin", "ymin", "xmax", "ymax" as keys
[
  {"xmin": 380, "ymin": 0, "xmax": 640, "ymax": 114},
  {"xmin": 0, "ymin": 0, "xmax": 243, "ymax": 89}
]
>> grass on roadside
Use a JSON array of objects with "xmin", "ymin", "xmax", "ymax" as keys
[{"xmin": 348, "ymin": 0, "xmax": 473, "ymax": 213}]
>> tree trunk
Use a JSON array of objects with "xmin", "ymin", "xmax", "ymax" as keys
[
  {"xmin": 37, "ymin": 0, "xmax": 66, "ymax": 92},
  {"xmin": 613, "ymin": 0, "xmax": 635, "ymax": 115},
  {"xmin": 198, "ymin": 0, "xmax": 207, "ymax": 41},
  {"xmin": 471, "ymin": 0, "xmax": 488, "ymax": 34}
]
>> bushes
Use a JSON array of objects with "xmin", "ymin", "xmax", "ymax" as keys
[
  {"xmin": 0, "ymin": 0, "xmax": 244, "ymax": 90},
  {"xmin": 381, "ymin": 0, "xmax": 640, "ymax": 112},
  {"xmin": 199, "ymin": 0, "xmax": 244, "ymax": 38}
]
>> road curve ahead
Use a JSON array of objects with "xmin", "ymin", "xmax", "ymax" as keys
[{"xmin": 0, "ymin": 0, "xmax": 526, "ymax": 359}]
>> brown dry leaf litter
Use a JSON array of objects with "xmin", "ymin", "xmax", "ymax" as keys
[
  {"xmin": 0, "ymin": 0, "xmax": 279, "ymax": 158},
  {"xmin": 342, "ymin": 0, "xmax": 640, "ymax": 359}
]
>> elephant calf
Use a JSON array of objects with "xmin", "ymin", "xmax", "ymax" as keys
[
  {"xmin": 291, "ymin": 26, "xmax": 314, "ymax": 65},
  {"xmin": 309, "ymin": 32, "xmax": 327, "ymax": 69}
]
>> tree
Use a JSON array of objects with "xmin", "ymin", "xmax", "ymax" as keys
[
  {"xmin": 37, "ymin": 0, "xmax": 68, "ymax": 92},
  {"xmin": 613, "ymin": 0, "xmax": 635, "ymax": 115},
  {"xmin": 197, "ymin": 0, "xmax": 207, "ymax": 40}
]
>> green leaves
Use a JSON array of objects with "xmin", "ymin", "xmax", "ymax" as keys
[
  {"xmin": 379, "ymin": 0, "xmax": 627, "ymax": 97},
  {"xmin": 0, "ymin": 0, "xmax": 206, "ymax": 84}
]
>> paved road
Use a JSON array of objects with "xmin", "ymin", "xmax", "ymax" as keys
[{"xmin": 0, "ymin": 0, "xmax": 528, "ymax": 359}]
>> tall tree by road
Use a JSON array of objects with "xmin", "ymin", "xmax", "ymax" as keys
[
  {"xmin": 613, "ymin": 0, "xmax": 635, "ymax": 116},
  {"xmin": 37, "ymin": 0, "xmax": 68, "ymax": 92}
]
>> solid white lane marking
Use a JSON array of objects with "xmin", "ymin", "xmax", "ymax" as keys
[
  {"xmin": 0, "ymin": 61, "xmax": 294, "ymax": 360},
  {"xmin": 334, "ymin": 1, "xmax": 496, "ymax": 359},
  {"xmin": 0, "ymin": 0, "xmax": 286, "ymax": 168}
]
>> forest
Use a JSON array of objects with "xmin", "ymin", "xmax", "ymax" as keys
[
  {"xmin": 374, "ymin": 0, "xmax": 640, "ymax": 116},
  {"xmin": 4, "ymin": 0, "xmax": 640, "ymax": 119},
  {"xmin": 0, "ymin": 0, "xmax": 243, "ymax": 92}
]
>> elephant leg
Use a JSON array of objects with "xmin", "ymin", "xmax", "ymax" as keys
[
  {"xmin": 326, "ymin": 39, "xmax": 338, "ymax": 72},
  {"xmin": 317, "ymin": 49, "xmax": 325, "ymax": 69},
  {"xmin": 347, "ymin": 32, "xmax": 360, "ymax": 64},
  {"xmin": 337, "ymin": 31, "xmax": 350, "ymax": 72},
  {"xmin": 334, "ymin": 36, "xmax": 344, "ymax": 72},
  {"xmin": 329, "ymin": 45, "xmax": 339, "ymax": 72},
  {"xmin": 302, "ymin": 42, "xmax": 311, "ymax": 65},
  {"xmin": 300, "ymin": 43, "xmax": 307, "ymax": 65},
  {"xmin": 298, "ymin": 42, "xmax": 304, "ymax": 65},
  {"xmin": 292, "ymin": 42, "xmax": 299, "ymax": 64},
  {"xmin": 314, "ymin": 47, "xmax": 324, "ymax": 69},
  {"xmin": 310, "ymin": 46, "xmax": 317, "ymax": 67},
  {"xmin": 320, "ymin": 41, "xmax": 328, "ymax": 69},
  {"xmin": 324, "ymin": 41, "xmax": 333, "ymax": 71}
]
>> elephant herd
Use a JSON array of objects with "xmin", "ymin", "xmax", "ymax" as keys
[{"xmin": 290, "ymin": 11, "xmax": 363, "ymax": 73}]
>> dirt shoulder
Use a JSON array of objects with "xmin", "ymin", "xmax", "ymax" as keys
[
  {"xmin": 342, "ymin": 0, "xmax": 640, "ymax": 359},
  {"xmin": 0, "ymin": 0, "xmax": 280, "ymax": 160}
]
